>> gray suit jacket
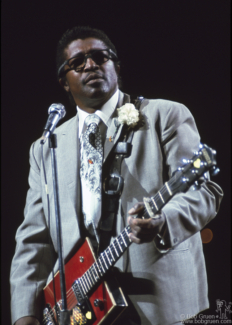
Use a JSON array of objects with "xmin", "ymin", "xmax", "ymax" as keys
[{"xmin": 10, "ymin": 91, "xmax": 223, "ymax": 325}]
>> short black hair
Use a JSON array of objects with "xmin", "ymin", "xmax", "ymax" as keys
[{"xmin": 56, "ymin": 26, "xmax": 119, "ymax": 80}]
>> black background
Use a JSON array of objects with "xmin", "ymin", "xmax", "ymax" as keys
[{"xmin": 1, "ymin": 1, "xmax": 230, "ymax": 324}]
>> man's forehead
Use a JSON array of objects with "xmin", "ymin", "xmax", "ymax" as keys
[{"xmin": 64, "ymin": 38, "xmax": 107, "ymax": 59}]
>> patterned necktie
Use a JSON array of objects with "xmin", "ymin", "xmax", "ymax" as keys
[{"xmin": 80, "ymin": 114, "xmax": 103, "ymax": 240}]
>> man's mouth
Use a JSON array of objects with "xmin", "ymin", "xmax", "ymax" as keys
[{"xmin": 84, "ymin": 73, "xmax": 104, "ymax": 84}]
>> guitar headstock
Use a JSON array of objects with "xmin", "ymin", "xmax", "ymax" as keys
[
  {"xmin": 173, "ymin": 143, "xmax": 220, "ymax": 192},
  {"xmin": 143, "ymin": 143, "xmax": 220, "ymax": 218}
]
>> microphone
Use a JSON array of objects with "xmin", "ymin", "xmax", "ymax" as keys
[{"xmin": 40, "ymin": 103, "xmax": 66, "ymax": 144}]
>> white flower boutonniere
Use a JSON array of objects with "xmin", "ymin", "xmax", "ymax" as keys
[{"xmin": 117, "ymin": 103, "xmax": 140, "ymax": 128}]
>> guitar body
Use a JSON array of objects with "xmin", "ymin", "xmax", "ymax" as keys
[{"xmin": 43, "ymin": 238, "xmax": 127, "ymax": 325}]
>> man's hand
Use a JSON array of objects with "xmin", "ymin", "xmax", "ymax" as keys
[
  {"xmin": 127, "ymin": 202, "xmax": 165, "ymax": 244},
  {"xmin": 15, "ymin": 316, "xmax": 40, "ymax": 325}
]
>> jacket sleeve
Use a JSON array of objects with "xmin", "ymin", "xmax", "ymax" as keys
[
  {"xmin": 152, "ymin": 101, "xmax": 224, "ymax": 251},
  {"xmin": 10, "ymin": 142, "xmax": 56, "ymax": 324}
]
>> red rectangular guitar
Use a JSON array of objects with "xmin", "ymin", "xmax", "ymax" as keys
[{"xmin": 43, "ymin": 144, "xmax": 219, "ymax": 325}]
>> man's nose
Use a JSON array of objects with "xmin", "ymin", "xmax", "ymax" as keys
[{"xmin": 84, "ymin": 57, "xmax": 99, "ymax": 70}]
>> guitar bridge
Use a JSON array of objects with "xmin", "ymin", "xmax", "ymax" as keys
[{"xmin": 43, "ymin": 304, "xmax": 56, "ymax": 325}]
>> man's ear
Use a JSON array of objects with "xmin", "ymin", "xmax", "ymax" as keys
[
  {"xmin": 115, "ymin": 63, "xmax": 120, "ymax": 76},
  {"xmin": 59, "ymin": 78, "xmax": 70, "ymax": 92}
]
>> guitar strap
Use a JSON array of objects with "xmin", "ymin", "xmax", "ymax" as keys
[{"xmin": 98, "ymin": 96, "xmax": 144, "ymax": 254}]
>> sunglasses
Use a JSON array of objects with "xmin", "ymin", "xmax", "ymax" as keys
[{"xmin": 58, "ymin": 49, "xmax": 118, "ymax": 78}]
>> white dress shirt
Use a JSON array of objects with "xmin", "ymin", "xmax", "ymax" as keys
[{"xmin": 77, "ymin": 89, "xmax": 119, "ymax": 239}]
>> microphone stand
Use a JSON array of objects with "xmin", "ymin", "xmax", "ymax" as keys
[{"xmin": 49, "ymin": 134, "xmax": 70, "ymax": 325}]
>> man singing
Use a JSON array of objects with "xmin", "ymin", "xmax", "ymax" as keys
[{"xmin": 10, "ymin": 26, "xmax": 223, "ymax": 325}]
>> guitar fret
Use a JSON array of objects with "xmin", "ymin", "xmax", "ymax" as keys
[
  {"xmin": 108, "ymin": 247, "xmax": 115, "ymax": 262},
  {"xmin": 105, "ymin": 249, "xmax": 113, "ymax": 265},
  {"xmin": 123, "ymin": 230, "xmax": 131, "ymax": 245},
  {"xmin": 112, "ymin": 241, "xmax": 119, "ymax": 257},
  {"xmin": 158, "ymin": 191, "xmax": 165, "ymax": 203},
  {"xmin": 79, "ymin": 277, "xmax": 87, "ymax": 295},
  {"xmin": 110, "ymin": 243, "xmax": 118, "ymax": 260},
  {"xmin": 125, "ymin": 226, "xmax": 132, "ymax": 240},
  {"xmin": 165, "ymin": 182, "xmax": 173, "ymax": 196},
  {"xmin": 98, "ymin": 257, "xmax": 106, "ymax": 273},
  {"xmin": 116, "ymin": 237, "xmax": 123, "ymax": 252},
  {"xmin": 95, "ymin": 260, "xmax": 103, "ymax": 276},
  {"xmin": 83, "ymin": 273, "xmax": 91, "ymax": 291},
  {"xmin": 90, "ymin": 266, "xmax": 98, "ymax": 282},
  {"xmin": 90, "ymin": 268, "xmax": 96, "ymax": 284},
  {"xmin": 89, "ymin": 266, "xmax": 97, "ymax": 284},
  {"xmin": 86, "ymin": 270, "xmax": 94, "ymax": 287},
  {"xmin": 101, "ymin": 253, "xmax": 110, "ymax": 269},
  {"xmin": 151, "ymin": 197, "xmax": 158, "ymax": 211},
  {"xmin": 93, "ymin": 263, "xmax": 101, "ymax": 279},
  {"xmin": 93, "ymin": 263, "xmax": 100, "ymax": 282},
  {"xmin": 121, "ymin": 233, "xmax": 127, "ymax": 247}
]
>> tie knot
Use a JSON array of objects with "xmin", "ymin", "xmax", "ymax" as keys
[{"xmin": 85, "ymin": 114, "xmax": 101, "ymax": 127}]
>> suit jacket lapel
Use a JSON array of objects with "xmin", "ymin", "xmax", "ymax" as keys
[
  {"xmin": 103, "ymin": 91, "xmax": 131, "ymax": 162},
  {"xmin": 57, "ymin": 115, "xmax": 81, "ymax": 224}
]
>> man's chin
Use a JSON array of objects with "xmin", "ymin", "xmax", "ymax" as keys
[
  {"xmin": 85, "ymin": 78, "xmax": 105, "ymax": 86},
  {"xmin": 84, "ymin": 84, "xmax": 111, "ymax": 99}
]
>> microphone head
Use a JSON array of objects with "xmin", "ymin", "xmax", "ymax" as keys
[
  {"xmin": 48, "ymin": 103, "xmax": 66, "ymax": 118},
  {"xmin": 40, "ymin": 103, "xmax": 66, "ymax": 144}
]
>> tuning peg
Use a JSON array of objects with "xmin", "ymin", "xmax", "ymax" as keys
[
  {"xmin": 192, "ymin": 181, "xmax": 201, "ymax": 190},
  {"xmin": 203, "ymin": 172, "xmax": 209, "ymax": 181},
  {"xmin": 210, "ymin": 166, "xmax": 220, "ymax": 176},
  {"xmin": 182, "ymin": 159, "xmax": 193, "ymax": 164}
]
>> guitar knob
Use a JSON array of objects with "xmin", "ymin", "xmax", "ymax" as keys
[
  {"xmin": 210, "ymin": 166, "xmax": 220, "ymax": 176},
  {"xmin": 193, "ymin": 181, "xmax": 201, "ymax": 190},
  {"xmin": 94, "ymin": 299, "xmax": 104, "ymax": 309}
]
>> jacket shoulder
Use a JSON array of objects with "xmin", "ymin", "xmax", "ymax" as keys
[
  {"xmin": 143, "ymin": 98, "xmax": 194, "ymax": 123},
  {"xmin": 144, "ymin": 98, "xmax": 190, "ymax": 113},
  {"xmin": 30, "ymin": 115, "xmax": 78, "ymax": 166}
]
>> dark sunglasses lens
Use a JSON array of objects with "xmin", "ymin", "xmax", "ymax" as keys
[
  {"xmin": 92, "ymin": 51, "xmax": 109, "ymax": 64},
  {"xmin": 69, "ymin": 57, "xmax": 85, "ymax": 70},
  {"xmin": 67, "ymin": 51, "xmax": 110, "ymax": 72}
]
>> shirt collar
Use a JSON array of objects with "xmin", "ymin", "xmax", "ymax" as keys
[{"xmin": 76, "ymin": 89, "xmax": 119, "ymax": 136}]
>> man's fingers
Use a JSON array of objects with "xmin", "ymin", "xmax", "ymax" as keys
[
  {"xmin": 128, "ymin": 214, "xmax": 165, "ymax": 244},
  {"xmin": 128, "ymin": 202, "xmax": 144, "ymax": 215},
  {"xmin": 128, "ymin": 233, "xmax": 141, "ymax": 244},
  {"xmin": 128, "ymin": 215, "xmax": 163, "ymax": 229}
]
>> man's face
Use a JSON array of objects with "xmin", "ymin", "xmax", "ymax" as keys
[{"xmin": 60, "ymin": 38, "xmax": 119, "ymax": 111}]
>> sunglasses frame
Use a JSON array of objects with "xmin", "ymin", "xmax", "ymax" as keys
[{"xmin": 58, "ymin": 48, "xmax": 118, "ymax": 78}]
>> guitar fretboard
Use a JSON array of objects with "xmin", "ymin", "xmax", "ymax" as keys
[{"xmin": 73, "ymin": 226, "xmax": 132, "ymax": 299}]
